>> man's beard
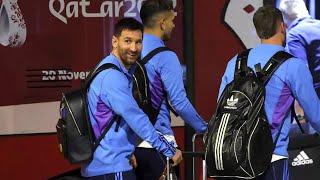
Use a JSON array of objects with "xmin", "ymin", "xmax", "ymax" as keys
[
  {"xmin": 119, "ymin": 50, "xmax": 138, "ymax": 66},
  {"xmin": 162, "ymin": 32, "xmax": 171, "ymax": 42}
]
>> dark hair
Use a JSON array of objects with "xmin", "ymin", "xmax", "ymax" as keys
[
  {"xmin": 253, "ymin": 5, "xmax": 284, "ymax": 39},
  {"xmin": 113, "ymin": 17, "xmax": 144, "ymax": 37},
  {"xmin": 140, "ymin": 0, "xmax": 173, "ymax": 28}
]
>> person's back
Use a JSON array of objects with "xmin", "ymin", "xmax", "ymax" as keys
[
  {"xmin": 280, "ymin": 0, "xmax": 320, "ymax": 96},
  {"xmin": 139, "ymin": 0, "xmax": 207, "ymax": 136},
  {"xmin": 140, "ymin": 34, "xmax": 206, "ymax": 135},
  {"xmin": 134, "ymin": 0, "xmax": 207, "ymax": 179},
  {"xmin": 218, "ymin": 6, "xmax": 320, "ymax": 180},
  {"xmin": 220, "ymin": 45, "xmax": 320, "ymax": 157},
  {"xmin": 141, "ymin": 34, "xmax": 179, "ymax": 135}
]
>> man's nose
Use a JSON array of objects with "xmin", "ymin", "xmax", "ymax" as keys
[{"xmin": 130, "ymin": 44, "xmax": 137, "ymax": 51}]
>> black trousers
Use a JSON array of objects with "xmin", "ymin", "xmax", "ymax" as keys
[
  {"xmin": 256, "ymin": 159, "xmax": 289, "ymax": 180},
  {"xmin": 219, "ymin": 159, "xmax": 289, "ymax": 180},
  {"xmin": 134, "ymin": 147, "xmax": 180, "ymax": 180},
  {"xmin": 84, "ymin": 170, "xmax": 136, "ymax": 180}
]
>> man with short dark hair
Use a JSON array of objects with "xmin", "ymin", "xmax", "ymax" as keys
[
  {"xmin": 218, "ymin": 6, "xmax": 320, "ymax": 180},
  {"xmin": 135, "ymin": 0, "xmax": 207, "ymax": 179},
  {"xmin": 81, "ymin": 17, "xmax": 181, "ymax": 180}
]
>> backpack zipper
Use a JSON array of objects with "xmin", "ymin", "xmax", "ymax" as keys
[
  {"xmin": 247, "ymin": 118, "xmax": 261, "ymax": 176},
  {"xmin": 63, "ymin": 95, "xmax": 82, "ymax": 136},
  {"xmin": 136, "ymin": 62, "xmax": 148, "ymax": 100},
  {"xmin": 133, "ymin": 74, "xmax": 143, "ymax": 103},
  {"xmin": 234, "ymin": 122, "xmax": 246, "ymax": 164}
]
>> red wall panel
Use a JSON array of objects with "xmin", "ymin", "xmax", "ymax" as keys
[
  {"xmin": 0, "ymin": 128, "xmax": 185, "ymax": 179},
  {"xmin": 194, "ymin": 0, "xmax": 243, "ymax": 121},
  {"xmin": 0, "ymin": 0, "xmax": 260, "ymax": 179}
]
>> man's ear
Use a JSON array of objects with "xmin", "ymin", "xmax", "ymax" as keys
[
  {"xmin": 112, "ymin": 36, "xmax": 117, "ymax": 48},
  {"xmin": 160, "ymin": 18, "xmax": 166, "ymax": 31},
  {"xmin": 280, "ymin": 22, "xmax": 286, "ymax": 34}
]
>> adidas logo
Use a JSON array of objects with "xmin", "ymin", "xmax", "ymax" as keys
[
  {"xmin": 226, "ymin": 95, "xmax": 238, "ymax": 106},
  {"xmin": 291, "ymin": 151, "xmax": 313, "ymax": 166}
]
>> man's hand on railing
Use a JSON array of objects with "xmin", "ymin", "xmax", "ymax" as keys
[{"xmin": 172, "ymin": 149, "xmax": 183, "ymax": 166}]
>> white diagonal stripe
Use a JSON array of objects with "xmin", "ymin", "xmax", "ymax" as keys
[
  {"xmin": 214, "ymin": 113, "xmax": 230, "ymax": 170},
  {"xmin": 215, "ymin": 113, "xmax": 228, "ymax": 170},
  {"xmin": 300, "ymin": 151, "xmax": 309, "ymax": 160},
  {"xmin": 214, "ymin": 113, "xmax": 226, "ymax": 170},
  {"xmin": 216, "ymin": 114, "xmax": 225, "ymax": 170},
  {"xmin": 218, "ymin": 113, "xmax": 230, "ymax": 170},
  {"xmin": 297, "ymin": 155, "xmax": 304, "ymax": 161}
]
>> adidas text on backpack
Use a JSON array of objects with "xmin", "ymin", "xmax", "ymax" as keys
[
  {"xmin": 204, "ymin": 50, "xmax": 293, "ymax": 179},
  {"xmin": 56, "ymin": 63, "xmax": 120, "ymax": 164}
]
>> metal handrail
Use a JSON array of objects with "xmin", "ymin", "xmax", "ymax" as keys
[{"xmin": 191, "ymin": 133, "xmax": 205, "ymax": 180}]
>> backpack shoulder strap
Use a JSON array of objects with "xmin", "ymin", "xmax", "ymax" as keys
[
  {"xmin": 234, "ymin": 49, "xmax": 251, "ymax": 78},
  {"xmin": 260, "ymin": 51, "xmax": 293, "ymax": 85},
  {"xmin": 84, "ymin": 63, "xmax": 121, "ymax": 150},
  {"xmin": 139, "ymin": 47, "xmax": 178, "ymax": 117},
  {"xmin": 93, "ymin": 115, "xmax": 120, "ymax": 150},
  {"xmin": 260, "ymin": 51, "xmax": 294, "ymax": 148},
  {"xmin": 85, "ymin": 63, "xmax": 121, "ymax": 89},
  {"xmin": 141, "ymin": 47, "xmax": 172, "ymax": 64}
]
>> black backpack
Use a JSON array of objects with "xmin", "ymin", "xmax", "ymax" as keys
[
  {"xmin": 56, "ymin": 63, "xmax": 120, "ymax": 164},
  {"xmin": 133, "ymin": 47, "xmax": 177, "ymax": 125},
  {"xmin": 204, "ymin": 50, "xmax": 293, "ymax": 179}
]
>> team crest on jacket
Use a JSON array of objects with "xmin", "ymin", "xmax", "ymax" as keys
[{"xmin": 222, "ymin": 0, "xmax": 264, "ymax": 48}]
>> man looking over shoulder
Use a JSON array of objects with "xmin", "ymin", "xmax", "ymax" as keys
[{"xmin": 81, "ymin": 17, "xmax": 181, "ymax": 180}]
